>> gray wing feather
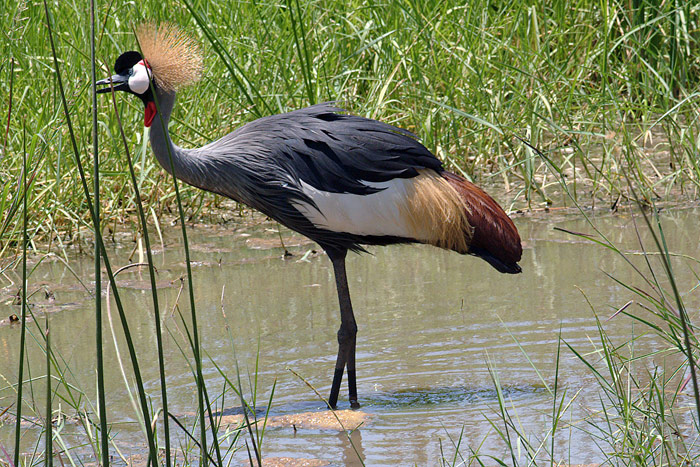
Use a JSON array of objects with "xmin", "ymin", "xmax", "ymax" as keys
[{"xmin": 211, "ymin": 103, "xmax": 444, "ymax": 195}]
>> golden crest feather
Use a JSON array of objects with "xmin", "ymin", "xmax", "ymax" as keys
[{"xmin": 135, "ymin": 22, "xmax": 203, "ymax": 92}]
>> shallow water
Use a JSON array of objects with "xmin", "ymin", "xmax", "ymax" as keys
[{"xmin": 1, "ymin": 207, "xmax": 699, "ymax": 465}]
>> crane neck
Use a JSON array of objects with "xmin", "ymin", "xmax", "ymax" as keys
[
  {"xmin": 146, "ymin": 90, "xmax": 244, "ymax": 202},
  {"xmin": 148, "ymin": 90, "xmax": 180, "ymax": 173},
  {"xmin": 148, "ymin": 90, "xmax": 211, "ymax": 192}
]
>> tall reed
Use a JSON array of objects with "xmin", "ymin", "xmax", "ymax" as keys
[
  {"xmin": 43, "ymin": 316, "xmax": 51, "ymax": 467},
  {"xmin": 89, "ymin": 0, "xmax": 109, "ymax": 464},
  {"xmin": 12, "ymin": 123, "xmax": 28, "ymax": 467},
  {"xmin": 42, "ymin": 2, "xmax": 158, "ymax": 464}
]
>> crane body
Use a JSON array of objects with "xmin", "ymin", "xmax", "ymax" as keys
[{"xmin": 97, "ymin": 23, "xmax": 522, "ymax": 409}]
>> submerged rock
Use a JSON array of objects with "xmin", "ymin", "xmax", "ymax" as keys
[
  {"xmin": 221, "ymin": 409, "xmax": 370, "ymax": 431},
  {"xmin": 260, "ymin": 457, "xmax": 329, "ymax": 467}
]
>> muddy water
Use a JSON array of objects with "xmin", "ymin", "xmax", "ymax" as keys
[{"xmin": 0, "ymin": 208, "xmax": 699, "ymax": 465}]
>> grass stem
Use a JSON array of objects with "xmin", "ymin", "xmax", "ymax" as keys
[
  {"xmin": 12, "ymin": 122, "xmax": 28, "ymax": 467},
  {"xmin": 44, "ymin": 316, "xmax": 52, "ymax": 467},
  {"xmin": 90, "ymin": 1, "xmax": 109, "ymax": 464}
]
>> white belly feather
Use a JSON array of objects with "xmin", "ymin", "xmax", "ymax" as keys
[
  {"xmin": 292, "ymin": 178, "xmax": 426, "ymax": 239},
  {"xmin": 290, "ymin": 170, "xmax": 473, "ymax": 253}
]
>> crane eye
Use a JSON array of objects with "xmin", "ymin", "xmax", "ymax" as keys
[{"xmin": 128, "ymin": 62, "xmax": 151, "ymax": 95}]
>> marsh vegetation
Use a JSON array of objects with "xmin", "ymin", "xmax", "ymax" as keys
[{"xmin": 1, "ymin": 0, "xmax": 699, "ymax": 465}]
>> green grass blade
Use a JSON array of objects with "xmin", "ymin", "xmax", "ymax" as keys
[
  {"xmin": 180, "ymin": 0, "xmax": 272, "ymax": 117},
  {"xmin": 90, "ymin": 1, "xmax": 109, "ymax": 464},
  {"xmin": 13, "ymin": 122, "xmax": 28, "ymax": 467},
  {"xmin": 1, "ymin": 58, "xmax": 14, "ymax": 163},
  {"xmin": 287, "ymin": 0, "xmax": 315, "ymax": 104},
  {"xmin": 44, "ymin": 317, "xmax": 52, "ymax": 467}
]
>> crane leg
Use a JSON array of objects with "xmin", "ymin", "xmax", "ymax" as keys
[{"xmin": 327, "ymin": 249, "xmax": 360, "ymax": 409}]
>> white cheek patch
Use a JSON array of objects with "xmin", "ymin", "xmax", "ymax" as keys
[{"xmin": 128, "ymin": 62, "xmax": 151, "ymax": 95}]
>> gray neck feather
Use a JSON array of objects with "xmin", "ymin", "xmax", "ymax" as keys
[
  {"xmin": 148, "ymin": 90, "xmax": 210, "ymax": 191},
  {"xmin": 147, "ymin": 90, "xmax": 265, "ymax": 207}
]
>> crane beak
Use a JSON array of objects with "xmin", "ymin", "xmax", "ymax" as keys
[{"xmin": 96, "ymin": 74, "xmax": 129, "ymax": 94}]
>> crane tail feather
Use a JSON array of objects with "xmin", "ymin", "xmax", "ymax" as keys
[
  {"xmin": 440, "ymin": 171, "xmax": 522, "ymax": 273},
  {"xmin": 399, "ymin": 170, "xmax": 473, "ymax": 254}
]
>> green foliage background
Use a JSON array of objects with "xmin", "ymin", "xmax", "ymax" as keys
[{"xmin": 1, "ymin": 0, "xmax": 699, "ymax": 253}]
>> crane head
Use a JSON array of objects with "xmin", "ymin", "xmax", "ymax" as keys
[
  {"xmin": 96, "ymin": 22, "xmax": 202, "ymax": 127},
  {"xmin": 96, "ymin": 50, "xmax": 157, "ymax": 126}
]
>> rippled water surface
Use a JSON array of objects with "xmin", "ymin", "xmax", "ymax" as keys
[{"xmin": 1, "ymin": 208, "xmax": 699, "ymax": 465}]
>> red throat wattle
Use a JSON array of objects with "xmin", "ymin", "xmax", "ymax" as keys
[{"xmin": 144, "ymin": 101, "xmax": 157, "ymax": 127}]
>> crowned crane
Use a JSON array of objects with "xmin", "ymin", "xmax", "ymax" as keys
[{"xmin": 96, "ymin": 23, "xmax": 522, "ymax": 409}]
